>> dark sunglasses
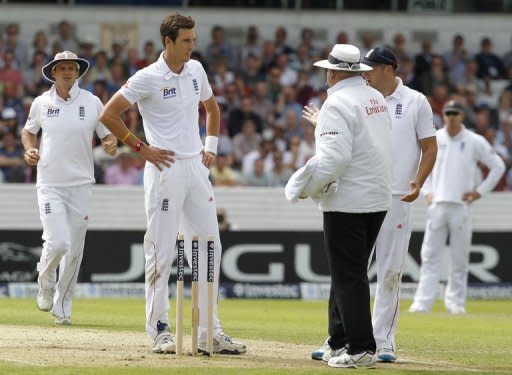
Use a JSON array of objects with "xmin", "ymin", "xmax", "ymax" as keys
[{"xmin": 444, "ymin": 111, "xmax": 461, "ymax": 117}]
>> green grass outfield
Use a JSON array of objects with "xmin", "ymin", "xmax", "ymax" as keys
[{"xmin": 1, "ymin": 298, "xmax": 511, "ymax": 374}]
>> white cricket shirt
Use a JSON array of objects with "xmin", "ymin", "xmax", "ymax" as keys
[
  {"xmin": 307, "ymin": 76, "xmax": 392, "ymax": 213},
  {"xmin": 385, "ymin": 78, "xmax": 436, "ymax": 194},
  {"xmin": 119, "ymin": 53, "xmax": 213, "ymax": 158},
  {"xmin": 24, "ymin": 82, "xmax": 111, "ymax": 187},
  {"xmin": 424, "ymin": 126, "xmax": 505, "ymax": 203}
]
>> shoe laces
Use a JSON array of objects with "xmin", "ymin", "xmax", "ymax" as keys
[
  {"xmin": 155, "ymin": 331, "xmax": 172, "ymax": 345},
  {"xmin": 215, "ymin": 332, "xmax": 233, "ymax": 344},
  {"xmin": 40, "ymin": 289, "xmax": 52, "ymax": 299}
]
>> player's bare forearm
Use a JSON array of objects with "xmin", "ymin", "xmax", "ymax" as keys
[
  {"xmin": 21, "ymin": 129, "xmax": 40, "ymax": 166},
  {"xmin": 201, "ymin": 95, "xmax": 220, "ymax": 167},
  {"xmin": 401, "ymin": 136, "xmax": 437, "ymax": 202},
  {"xmin": 99, "ymin": 92, "xmax": 134, "ymax": 143},
  {"xmin": 415, "ymin": 136, "xmax": 437, "ymax": 187},
  {"xmin": 203, "ymin": 96, "xmax": 220, "ymax": 138},
  {"xmin": 21, "ymin": 129, "xmax": 38, "ymax": 150}
]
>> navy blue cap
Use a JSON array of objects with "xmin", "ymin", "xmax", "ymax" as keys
[
  {"xmin": 443, "ymin": 100, "xmax": 465, "ymax": 114},
  {"xmin": 362, "ymin": 47, "xmax": 398, "ymax": 69}
]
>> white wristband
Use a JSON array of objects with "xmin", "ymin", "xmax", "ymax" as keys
[{"xmin": 204, "ymin": 136, "xmax": 219, "ymax": 155}]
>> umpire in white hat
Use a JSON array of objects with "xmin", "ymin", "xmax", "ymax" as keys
[{"xmin": 285, "ymin": 44, "xmax": 392, "ymax": 368}]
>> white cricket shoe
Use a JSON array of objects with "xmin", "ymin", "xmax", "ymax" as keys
[
  {"xmin": 377, "ymin": 348, "xmax": 396, "ymax": 362},
  {"xmin": 311, "ymin": 337, "xmax": 330, "ymax": 360},
  {"xmin": 152, "ymin": 321, "xmax": 176, "ymax": 354},
  {"xmin": 36, "ymin": 288, "xmax": 54, "ymax": 312},
  {"xmin": 446, "ymin": 305, "xmax": 466, "ymax": 315},
  {"xmin": 198, "ymin": 332, "xmax": 246, "ymax": 355},
  {"xmin": 55, "ymin": 316, "xmax": 72, "ymax": 326},
  {"xmin": 328, "ymin": 350, "xmax": 377, "ymax": 368},
  {"xmin": 408, "ymin": 303, "xmax": 429, "ymax": 313},
  {"xmin": 322, "ymin": 346, "xmax": 347, "ymax": 362}
]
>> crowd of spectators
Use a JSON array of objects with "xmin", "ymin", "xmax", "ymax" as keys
[{"xmin": 1, "ymin": 20, "xmax": 512, "ymax": 189}]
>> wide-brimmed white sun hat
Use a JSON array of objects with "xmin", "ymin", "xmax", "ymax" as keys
[
  {"xmin": 42, "ymin": 51, "xmax": 90, "ymax": 83},
  {"xmin": 313, "ymin": 44, "xmax": 372, "ymax": 72}
]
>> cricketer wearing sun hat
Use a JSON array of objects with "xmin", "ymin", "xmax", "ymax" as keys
[
  {"xmin": 21, "ymin": 50, "xmax": 117, "ymax": 326},
  {"xmin": 42, "ymin": 50, "xmax": 90, "ymax": 83},
  {"xmin": 286, "ymin": 44, "xmax": 392, "ymax": 369}
]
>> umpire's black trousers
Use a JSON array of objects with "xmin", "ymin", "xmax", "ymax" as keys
[{"xmin": 324, "ymin": 210, "xmax": 387, "ymax": 355}]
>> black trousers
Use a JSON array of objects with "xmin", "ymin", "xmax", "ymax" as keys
[{"xmin": 324, "ymin": 210, "xmax": 387, "ymax": 355}]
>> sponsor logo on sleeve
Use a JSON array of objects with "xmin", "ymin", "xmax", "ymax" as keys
[{"xmin": 319, "ymin": 129, "xmax": 339, "ymax": 137}]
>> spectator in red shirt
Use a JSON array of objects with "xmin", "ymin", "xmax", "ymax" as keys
[{"xmin": 0, "ymin": 50, "xmax": 23, "ymax": 97}]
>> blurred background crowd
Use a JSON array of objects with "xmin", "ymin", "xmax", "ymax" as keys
[{"xmin": 1, "ymin": 20, "xmax": 511, "ymax": 189}]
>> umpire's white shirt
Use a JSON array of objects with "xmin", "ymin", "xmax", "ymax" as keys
[
  {"xmin": 424, "ymin": 126, "xmax": 505, "ymax": 203},
  {"xmin": 385, "ymin": 78, "xmax": 436, "ymax": 194},
  {"xmin": 120, "ymin": 53, "xmax": 212, "ymax": 158},
  {"xmin": 307, "ymin": 75, "xmax": 392, "ymax": 213},
  {"xmin": 24, "ymin": 82, "xmax": 110, "ymax": 187}
]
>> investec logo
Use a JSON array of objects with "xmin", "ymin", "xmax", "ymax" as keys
[
  {"xmin": 46, "ymin": 106, "xmax": 60, "ymax": 118},
  {"xmin": 161, "ymin": 86, "xmax": 177, "ymax": 99}
]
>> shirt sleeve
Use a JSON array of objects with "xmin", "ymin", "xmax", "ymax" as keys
[
  {"xmin": 415, "ymin": 94, "xmax": 436, "ymax": 140},
  {"xmin": 24, "ymin": 97, "xmax": 41, "ymax": 135},
  {"xmin": 475, "ymin": 135, "xmax": 506, "ymax": 195},
  {"xmin": 119, "ymin": 69, "xmax": 151, "ymax": 104},
  {"xmin": 93, "ymin": 96, "xmax": 111, "ymax": 139},
  {"xmin": 305, "ymin": 100, "xmax": 353, "ymax": 195},
  {"xmin": 198, "ymin": 64, "xmax": 213, "ymax": 102}
]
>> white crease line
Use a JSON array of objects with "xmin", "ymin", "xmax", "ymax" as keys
[
  {"xmin": 0, "ymin": 357, "xmax": 45, "ymax": 367},
  {"xmin": 402, "ymin": 358, "xmax": 509, "ymax": 373}
]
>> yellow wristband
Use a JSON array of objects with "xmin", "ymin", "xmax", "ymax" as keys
[{"xmin": 121, "ymin": 131, "xmax": 132, "ymax": 143}]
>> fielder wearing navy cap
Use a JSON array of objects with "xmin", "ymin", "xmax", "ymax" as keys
[
  {"xmin": 443, "ymin": 100, "xmax": 465, "ymax": 115},
  {"xmin": 362, "ymin": 47, "xmax": 398, "ymax": 69}
]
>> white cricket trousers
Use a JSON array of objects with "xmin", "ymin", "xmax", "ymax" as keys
[
  {"xmin": 412, "ymin": 202, "xmax": 472, "ymax": 310},
  {"xmin": 372, "ymin": 196, "xmax": 412, "ymax": 351},
  {"xmin": 36, "ymin": 185, "xmax": 91, "ymax": 319},
  {"xmin": 143, "ymin": 155, "xmax": 222, "ymax": 340}
]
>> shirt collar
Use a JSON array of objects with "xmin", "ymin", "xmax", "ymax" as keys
[
  {"xmin": 386, "ymin": 77, "xmax": 403, "ymax": 100},
  {"xmin": 50, "ymin": 81, "xmax": 80, "ymax": 102},
  {"xmin": 327, "ymin": 75, "xmax": 365, "ymax": 95},
  {"xmin": 157, "ymin": 52, "xmax": 191, "ymax": 79},
  {"xmin": 444, "ymin": 124, "xmax": 467, "ymax": 139}
]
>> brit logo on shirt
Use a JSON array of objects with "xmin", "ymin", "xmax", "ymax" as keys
[
  {"xmin": 162, "ymin": 87, "xmax": 177, "ymax": 99},
  {"xmin": 395, "ymin": 103, "xmax": 402, "ymax": 118},
  {"xmin": 79, "ymin": 106, "xmax": 85, "ymax": 120},
  {"xmin": 192, "ymin": 79, "xmax": 199, "ymax": 94},
  {"xmin": 46, "ymin": 106, "xmax": 60, "ymax": 118}
]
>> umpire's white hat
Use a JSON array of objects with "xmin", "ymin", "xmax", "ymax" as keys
[
  {"xmin": 42, "ymin": 51, "xmax": 90, "ymax": 83},
  {"xmin": 314, "ymin": 44, "xmax": 372, "ymax": 72}
]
